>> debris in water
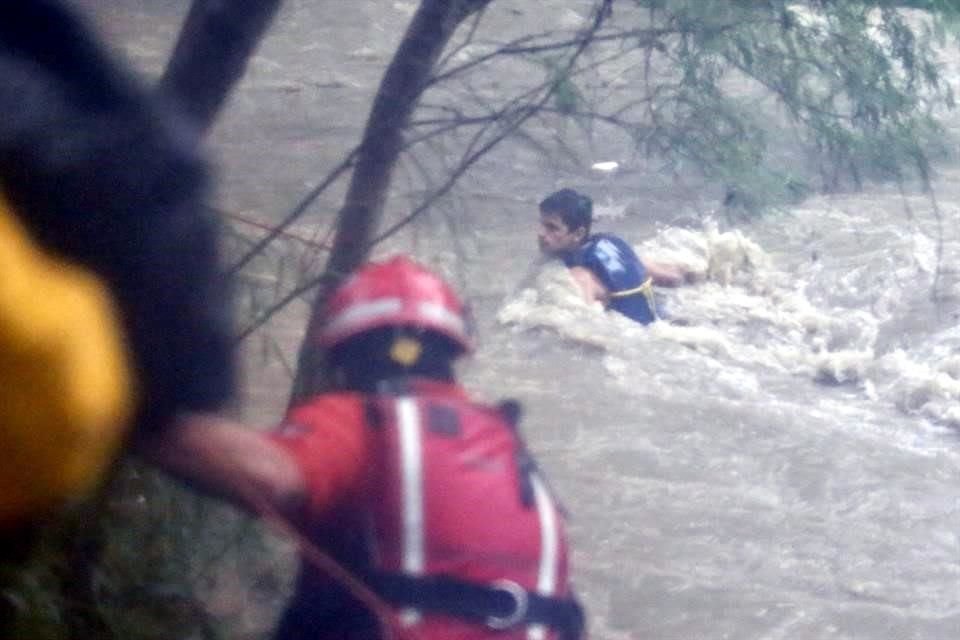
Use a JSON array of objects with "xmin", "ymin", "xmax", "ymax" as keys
[{"xmin": 591, "ymin": 160, "xmax": 619, "ymax": 173}]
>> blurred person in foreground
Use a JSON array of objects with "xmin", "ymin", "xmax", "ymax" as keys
[
  {"xmin": 537, "ymin": 188, "xmax": 698, "ymax": 325},
  {"xmin": 0, "ymin": 0, "xmax": 234, "ymax": 532},
  {"xmin": 144, "ymin": 256, "xmax": 585, "ymax": 640}
]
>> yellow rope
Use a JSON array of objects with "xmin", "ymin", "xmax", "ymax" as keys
[
  {"xmin": 608, "ymin": 277, "xmax": 659, "ymax": 321},
  {"xmin": 608, "ymin": 277, "xmax": 653, "ymax": 299}
]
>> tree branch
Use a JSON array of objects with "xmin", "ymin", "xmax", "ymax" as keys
[{"xmin": 157, "ymin": 0, "xmax": 284, "ymax": 137}]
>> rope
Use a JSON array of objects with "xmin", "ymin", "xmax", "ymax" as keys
[
  {"xmin": 244, "ymin": 489, "xmax": 415, "ymax": 640},
  {"xmin": 607, "ymin": 277, "xmax": 659, "ymax": 321},
  {"xmin": 607, "ymin": 277, "xmax": 652, "ymax": 299},
  {"xmin": 218, "ymin": 208, "xmax": 333, "ymax": 252}
]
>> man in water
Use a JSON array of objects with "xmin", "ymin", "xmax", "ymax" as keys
[{"xmin": 537, "ymin": 188, "xmax": 694, "ymax": 324}]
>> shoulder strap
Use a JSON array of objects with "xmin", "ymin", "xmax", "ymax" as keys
[
  {"xmin": 497, "ymin": 399, "xmax": 536, "ymax": 508},
  {"xmin": 496, "ymin": 399, "xmax": 568, "ymax": 515}
]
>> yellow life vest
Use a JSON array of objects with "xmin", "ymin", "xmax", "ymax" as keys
[{"xmin": 0, "ymin": 193, "xmax": 133, "ymax": 526}]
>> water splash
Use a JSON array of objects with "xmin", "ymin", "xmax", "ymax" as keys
[{"xmin": 498, "ymin": 205, "xmax": 960, "ymax": 430}]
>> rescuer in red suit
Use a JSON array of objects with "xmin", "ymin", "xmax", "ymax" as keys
[{"xmin": 146, "ymin": 256, "xmax": 585, "ymax": 640}]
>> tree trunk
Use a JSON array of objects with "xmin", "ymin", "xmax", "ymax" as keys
[
  {"xmin": 290, "ymin": 0, "xmax": 492, "ymax": 402},
  {"xmin": 157, "ymin": 0, "xmax": 284, "ymax": 137}
]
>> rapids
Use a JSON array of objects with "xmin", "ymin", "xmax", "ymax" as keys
[{"xmin": 479, "ymin": 180, "xmax": 960, "ymax": 639}]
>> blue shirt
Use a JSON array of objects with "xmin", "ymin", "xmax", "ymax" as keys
[{"xmin": 562, "ymin": 233, "xmax": 657, "ymax": 324}]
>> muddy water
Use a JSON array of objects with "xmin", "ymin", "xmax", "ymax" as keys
[
  {"xmin": 75, "ymin": 1, "xmax": 960, "ymax": 638},
  {"xmin": 482, "ymin": 183, "xmax": 960, "ymax": 639}
]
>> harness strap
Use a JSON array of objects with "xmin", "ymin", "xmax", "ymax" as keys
[
  {"xmin": 608, "ymin": 277, "xmax": 652, "ymax": 299},
  {"xmin": 498, "ymin": 399, "xmax": 536, "ymax": 507},
  {"xmin": 367, "ymin": 571, "xmax": 585, "ymax": 640},
  {"xmin": 608, "ymin": 277, "xmax": 658, "ymax": 321}
]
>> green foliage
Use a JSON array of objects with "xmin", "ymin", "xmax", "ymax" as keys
[
  {"xmin": 548, "ymin": 0, "xmax": 957, "ymax": 212},
  {"xmin": 533, "ymin": 56, "xmax": 587, "ymax": 115},
  {"xmin": 552, "ymin": 70, "xmax": 584, "ymax": 114},
  {"xmin": 2, "ymin": 532, "xmax": 68, "ymax": 640},
  {"xmin": 2, "ymin": 465, "xmax": 286, "ymax": 640},
  {"xmin": 683, "ymin": 2, "xmax": 945, "ymax": 194}
]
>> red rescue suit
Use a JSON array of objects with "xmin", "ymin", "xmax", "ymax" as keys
[{"xmin": 270, "ymin": 379, "xmax": 582, "ymax": 640}]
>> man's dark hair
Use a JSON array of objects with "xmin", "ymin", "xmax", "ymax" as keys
[{"xmin": 539, "ymin": 188, "xmax": 592, "ymax": 235}]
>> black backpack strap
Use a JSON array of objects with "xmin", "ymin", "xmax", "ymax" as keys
[
  {"xmin": 497, "ymin": 399, "xmax": 568, "ymax": 516},
  {"xmin": 367, "ymin": 571, "xmax": 585, "ymax": 640},
  {"xmin": 497, "ymin": 399, "xmax": 536, "ymax": 507}
]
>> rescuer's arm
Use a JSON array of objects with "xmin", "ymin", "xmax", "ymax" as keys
[
  {"xmin": 141, "ymin": 398, "xmax": 372, "ymax": 520},
  {"xmin": 271, "ymin": 397, "xmax": 373, "ymax": 516},
  {"xmin": 138, "ymin": 413, "xmax": 307, "ymax": 518}
]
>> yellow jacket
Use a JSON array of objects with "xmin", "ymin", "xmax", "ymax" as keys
[{"xmin": 0, "ymin": 194, "xmax": 133, "ymax": 525}]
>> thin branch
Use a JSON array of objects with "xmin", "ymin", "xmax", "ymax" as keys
[
  {"xmin": 427, "ymin": 25, "xmax": 675, "ymax": 88},
  {"xmin": 158, "ymin": 0, "xmax": 284, "ymax": 136},
  {"xmin": 226, "ymin": 149, "xmax": 357, "ymax": 276},
  {"xmin": 240, "ymin": 0, "xmax": 616, "ymax": 342},
  {"xmin": 214, "ymin": 205, "xmax": 333, "ymax": 252},
  {"xmin": 235, "ymin": 275, "xmax": 321, "ymax": 342},
  {"xmin": 437, "ymin": 5, "xmax": 488, "ymax": 70},
  {"xmin": 374, "ymin": 0, "xmax": 615, "ymax": 245}
]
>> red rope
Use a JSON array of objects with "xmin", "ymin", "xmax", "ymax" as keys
[
  {"xmin": 246, "ymin": 491, "xmax": 424, "ymax": 640},
  {"xmin": 222, "ymin": 210, "xmax": 333, "ymax": 252}
]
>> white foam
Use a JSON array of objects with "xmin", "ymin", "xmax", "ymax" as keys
[{"xmin": 498, "ymin": 199, "xmax": 960, "ymax": 432}]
